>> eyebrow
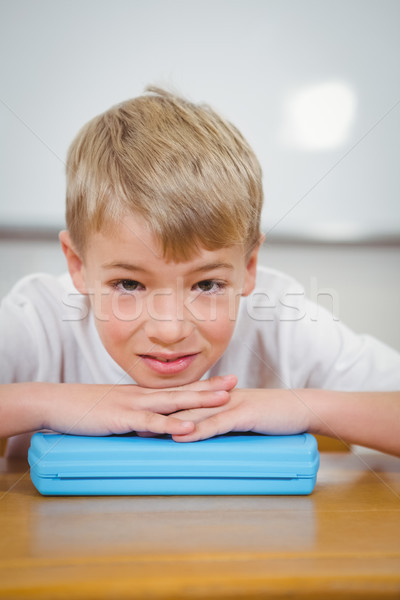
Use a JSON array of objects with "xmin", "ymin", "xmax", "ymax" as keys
[
  {"xmin": 102, "ymin": 261, "xmax": 235, "ymax": 274},
  {"xmin": 102, "ymin": 262, "xmax": 148, "ymax": 273},
  {"xmin": 192, "ymin": 262, "xmax": 235, "ymax": 274}
]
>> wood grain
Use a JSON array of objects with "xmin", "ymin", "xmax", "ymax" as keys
[{"xmin": 0, "ymin": 452, "xmax": 399, "ymax": 599}]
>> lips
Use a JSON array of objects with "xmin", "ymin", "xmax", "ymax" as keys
[{"xmin": 139, "ymin": 353, "xmax": 199, "ymax": 375}]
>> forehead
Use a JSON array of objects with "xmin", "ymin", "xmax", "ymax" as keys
[{"xmin": 84, "ymin": 216, "xmax": 246, "ymax": 273}]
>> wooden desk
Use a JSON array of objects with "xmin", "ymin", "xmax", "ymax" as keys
[{"xmin": 0, "ymin": 452, "xmax": 399, "ymax": 599}]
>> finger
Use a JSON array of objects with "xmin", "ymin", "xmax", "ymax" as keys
[
  {"xmin": 178, "ymin": 374, "xmax": 237, "ymax": 393},
  {"xmin": 172, "ymin": 409, "xmax": 243, "ymax": 442},
  {"xmin": 135, "ymin": 390, "xmax": 230, "ymax": 413},
  {"xmin": 133, "ymin": 411, "xmax": 195, "ymax": 436},
  {"xmin": 146, "ymin": 374, "xmax": 237, "ymax": 394},
  {"xmin": 172, "ymin": 405, "xmax": 227, "ymax": 424}
]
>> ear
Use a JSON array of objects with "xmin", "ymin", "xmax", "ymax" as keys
[
  {"xmin": 59, "ymin": 230, "xmax": 88, "ymax": 294},
  {"xmin": 241, "ymin": 235, "xmax": 264, "ymax": 297}
]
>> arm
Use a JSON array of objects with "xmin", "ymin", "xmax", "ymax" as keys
[
  {"xmin": 172, "ymin": 388, "xmax": 400, "ymax": 456},
  {"xmin": 0, "ymin": 375, "xmax": 235, "ymax": 439},
  {"xmin": 306, "ymin": 389, "xmax": 400, "ymax": 455}
]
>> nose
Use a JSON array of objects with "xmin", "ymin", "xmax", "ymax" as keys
[{"xmin": 144, "ymin": 288, "xmax": 193, "ymax": 345}]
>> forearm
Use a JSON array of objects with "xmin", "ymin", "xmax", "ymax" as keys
[
  {"xmin": 304, "ymin": 389, "xmax": 400, "ymax": 456},
  {"xmin": 0, "ymin": 377, "xmax": 233, "ymax": 440},
  {"xmin": 0, "ymin": 383, "xmax": 51, "ymax": 437},
  {"xmin": 173, "ymin": 387, "xmax": 400, "ymax": 456}
]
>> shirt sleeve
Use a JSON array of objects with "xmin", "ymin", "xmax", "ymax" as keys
[
  {"xmin": 0, "ymin": 284, "xmax": 42, "ymax": 383},
  {"xmin": 0, "ymin": 274, "xmax": 65, "ymax": 383},
  {"xmin": 276, "ymin": 283, "xmax": 400, "ymax": 391}
]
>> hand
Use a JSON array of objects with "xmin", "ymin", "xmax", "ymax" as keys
[
  {"xmin": 0, "ymin": 375, "xmax": 236, "ymax": 439},
  {"xmin": 170, "ymin": 388, "xmax": 313, "ymax": 442},
  {"xmin": 41, "ymin": 375, "xmax": 237, "ymax": 437}
]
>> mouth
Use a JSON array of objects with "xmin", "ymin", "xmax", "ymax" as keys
[
  {"xmin": 145, "ymin": 356, "xmax": 180, "ymax": 363},
  {"xmin": 139, "ymin": 353, "xmax": 199, "ymax": 375}
]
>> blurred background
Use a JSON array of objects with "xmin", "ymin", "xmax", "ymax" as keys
[{"xmin": 1, "ymin": 0, "xmax": 399, "ymax": 350}]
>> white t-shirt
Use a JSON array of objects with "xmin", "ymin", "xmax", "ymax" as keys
[{"xmin": 2, "ymin": 268, "xmax": 400, "ymax": 455}]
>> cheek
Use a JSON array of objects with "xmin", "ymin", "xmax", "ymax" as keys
[
  {"xmin": 91, "ymin": 291, "xmax": 143, "ymax": 322},
  {"xmin": 91, "ymin": 294, "xmax": 142, "ymax": 347},
  {"xmin": 197, "ymin": 295, "xmax": 239, "ymax": 348},
  {"xmin": 190, "ymin": 289, "xmax": 240, "ymax": 322}
]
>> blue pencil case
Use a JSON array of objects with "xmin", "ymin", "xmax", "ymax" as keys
[{"xmin": 28, "ymin": 432, "xmax": 320, "ymax": 496}]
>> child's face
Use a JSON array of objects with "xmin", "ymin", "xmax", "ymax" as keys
[{"xmin": 62, "ymin": 216, "xmax": 259, "ymax": 388}]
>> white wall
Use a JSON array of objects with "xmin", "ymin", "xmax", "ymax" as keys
[{"xmin": 1, "ymin": 0, "xmax": 399, "ymax": 240}]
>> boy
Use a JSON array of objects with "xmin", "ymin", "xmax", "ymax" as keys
[{"xmin": 1, "ymin": 87, "xmax": 400, "ymax": 457}]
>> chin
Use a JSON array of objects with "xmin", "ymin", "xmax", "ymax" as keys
[{"xmin": 135, "ymin": 370, "xmax": 204, "ymax": 389}]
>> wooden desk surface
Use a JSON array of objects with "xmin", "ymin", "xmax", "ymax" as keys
[{"xmin": 0, "ymin": 452, "xmax": 399, "ymax": 599}]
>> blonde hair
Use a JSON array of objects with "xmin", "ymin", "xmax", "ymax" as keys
[{"xmin": 66, "ymin": 87, "xmax": 263, "ymax": 260}]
